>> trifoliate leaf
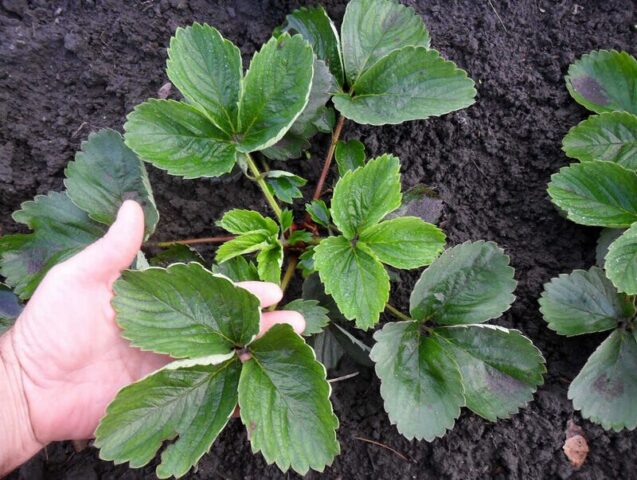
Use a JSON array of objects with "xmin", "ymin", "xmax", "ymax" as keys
[
  {"xmin": 265, "ymin": 171, "xmax": 307, "ymax": 204},
  {"xmin": 335, "ymin": 139, "xmax": 366, "ymax": 175},
  {"xmin": 331, "ymin": 154, "xmax": 401, "ymax": 239},
  {"xmin": 435, "ymin": 324, "xmax": 545, "ymax": 421},
  {"xmin": 238, "ymin": 324, "xmax": 340, "ymax": 474},
  {"xmin": 215, "ymin": 232, "xmax": 273, "ymax": 263},
  {"xmin": 237, "ymin": 34, "xmax": 314, "ymax": 152},
  {"xmin": 0, "ymin": 283, "xmax": 22, "ymax": 333},
  {"xmin": 124, "ymin": 99, "xmax": 237, "ymax": 179},
  {"xmin": 314, "ymin": 235, "xmax": 389, "ymax": 330},
  {"xmin": 217, "ymin": 209, "xmax": 278, "ymax": 236},
  {"xmin": 0, "ymin": 192, "xmax": 105, "ymax": 299},
  {"xmin": 112, "ymin": 263, "xmax": 261, "ymax": 358},
  {"xmin": 387, "ymin": 184, "xmax": 444, "ymax": 224},
  {"xmin": 360, "ymin": 216, "xmax": 446, "ymax": 269},
  {"xmin": 256, "ymin": 242, "xmax": 283, "ymax": 283},
  {"xmin": 166, "ymin": 23, "xmax": 242, "ymax": 134},
  {"xmin": 566, "ymin": 50, "xmax": 637, "ymax": 115},
  {"xmin": 563, "ymin": 112, "xmax": 637, "ymax": 169},
  {"xmin": 568, "ymin": 329, "xmax": 637, "ymax": 431},
  {"xmin": 539, "ymin": 267, "xmax": 633, "ymax": 336},
  {"xmin": 548, "ymin": 161, "xmax": 637, "ymax": 227},
  {"xmin": 282, "ymin": 5, "xmax": 344, "ymax": 86},
  {"xmin": 95, "ymin": 359, "xmax": 241, "ymax": 479},
  {"xmin": 409, "ymin": 241, "xmax": 516, "ymax": 325},
  {"xmin": 334, "ymin": 47, "xmax": 476, "ymax": 125},
  {"xmin": 283, "ymin": 299, "xmax": 330, "ymax": 336},
  {"xmin": 212, "ymin": 256, "xmax": 259, "ymax": 282},
  {"xmin": 64, "ymin": 129, "xmax": 159, "ymax": 239},
  {"xmin": 306, "ymin": 200, "xmax": 331, "ymax": 227},
  {"xmin": 341, "ymin": 0, "xmax": 430, "ymax": 85},
  {"xmin": 596, "ymin": 228, "xmax": 625, "ymax": 267},
  {"xmin": 311, "ymin": 328, "xmax": 344, "ymax": 370},
  {"xmin": 149, "ymin": 244, "xmax": 204, "ymax": 267},
  {"xmin": 370, "ymin": 321, "xmax": 464, "ymax": 441},
  {"xmin": 605, "ymin": 223, "xmax": 637, "ymax": 294}
]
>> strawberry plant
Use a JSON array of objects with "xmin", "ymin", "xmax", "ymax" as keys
[
  {"xmin": 0, "ymin": 0, "xmax": 546, "ymax": 477},
  {"xmin": 541, "ymin": 50, "xmax": 637, "ymax": 431}
]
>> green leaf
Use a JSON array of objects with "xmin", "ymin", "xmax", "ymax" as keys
[
  {"xmin": 306, "ymin": 200, "xmax": 331, "ymax": 227},
  {"xmin": 261, "ymin": 131, "xmax": 310, "ymax": 161},
  {"xmin": 341, "ymin": 0, "xmax": 430, "ymax": 85},
  {"xmin": 282, "ymin": 5, "xmax": 344, "ymax": 86},
  {"xmin": 280, "ymin": 209, "xmax": 293, "ymax": 232},
  {"xmin": 95, "ymin": 359, "xmax": 241, "ymax": 479},
  {"xmin": 265, "ymin": 171, "xmax": 307, "ymax": 204},
  {"xmin": 287, "ymin": 230, "xmax": 313, "ymax": 246},
  {"xmin": 566, "ymin": 50, "xmax": 637, "ymax": 115},
  {"xmin": 370, "ymin": 321, "xmax": 464, "ymax": 441},
  {"xmin": 166, "ymin": 23, "xmax": 242, "ymax": 134},
  {"xmin": 215, "ymin": 232, "xmax": 273, "ymax": 263},
  {"xmin": 596, "ymin": 228, "xmax": 625, "ymax": 267},
  {"xmin": 0, "ymin": 283, "xmax": 23, "ymax": 333},
  {"xmin": 256, "ymin": 242, "xmax": 283, "ymax": 283},
  {"xmin": 284, "ymin": 299, "xmax": 330, "ymax": 336},
  {"xmin": 568, "ymin": 329, "xmax": 637, "ymax": 431},
  {"xmin": 124, "ymin": 99, "xmax": 237, "ymax": 179},
  {"xmin": 212, "ymin": 256, "xmax": 259, "ymax": 282},
  {"xmin": 330, "ymin": 322, "xmax": 372, "ymax": 367},
  {"xmin": 360, "ymin": 216, "xmax": 445, "ymax": 269},
  {"xmin": 149, "ymin": 244, "xmax": 204, "ymax": 267},
  {"xmin": 331, "ymin": 154, "xmax": 402, "ymax": 239},
  {"xmin": 548, "ymin": 161, "xmax": 637, "ymax": 227},
  {"xmin": 409, "ymin": 241, "xmax": 516, "ymax": 325},
  {"xmin": 334, "ymin": 47, "xmax": 476, "ymax": 125},
  {"xmin": 563, "ymin": 112, "xmax": 637, "ymax": 169},
  {"xmin": 435, "ymin": 325, "xmax": 545, "ymax": 421},
  {"xmin": 298, "ymin": 247, "xmax": 315, "ymax": 277},
  {"xmin": 335, "ymin": 139, "xmax": 366, "ymax": 175},
  {"xmin": 0, "ymin": 192, "xmax": 105, "ymax": 299},
  {"xmin": 539, "ymin": 267, "xmax": 633, "ymax": 336},
  {"xmin": 64, "ymin": 129, "xmax": 159, "ymax": 239},
  {"xmin": 311, "ymin": 328, "xmax": 344, "ymax": 370},
  {"xmin": 605, "ymin": 223, "xmax": 637, "ymax": 294},
  {"xmin": 112, "ymin": 263, "xmax": 261, "ymax": 358},
  {"xmin": 387, "ymin": 183, "xmax": 443, "ymax": 224},
  {"xmin": 237, "ymin": 34, "xmax": 314, "ymax": 152},
  {"xmin": 314, "ymin": 235, "xmax": 389, "ymax": 329},
  {"xmin": 217, "ymin": 209, "xmax": 278, "ymax": 236},
  {"xmin": 238, "ymin": 324, "xmax": 339, "ymax": 474}
]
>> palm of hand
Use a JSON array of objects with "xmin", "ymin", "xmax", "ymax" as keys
[{"xmin": 9, "ymin": 201, "xmax": 303, "ymax": 444}]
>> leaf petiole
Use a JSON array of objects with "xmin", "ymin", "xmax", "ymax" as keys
[
  {"xmin": 244, "ymin": 152, "xmax": 283, "ymax": 220},
  {"xmin": 313, "ymin": 115, "xmax": 346, "ymax": 201},
  {"xmin": 385, "ymin": 303, "xmax": 412, "ymax": 321}
]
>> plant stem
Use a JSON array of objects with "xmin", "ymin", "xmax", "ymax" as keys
[
  {"xmin": 244, "ymin": 152, "xmax": 282, "ymax": 219},
  {"xmin": 313, "ymin": 115, "xmax": 346, "ymax": 201},
  {"xmin": 385, "ymin": 303, "xmax": 412, "ymax": 321},
  {"xmin": 279, "ymin": 256, "xmax": 298, "ymax": 296},
  {"xmin": 149, "ymin": 236, "xmax": 235, "ymax": 248}
]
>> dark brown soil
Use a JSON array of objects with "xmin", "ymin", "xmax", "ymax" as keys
[{"xmin": 2, "ymin": 0, "xmax": 637, "ymax": 479}]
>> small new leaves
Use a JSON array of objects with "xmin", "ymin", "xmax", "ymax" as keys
[
  {"xmin": 566, "ymin": 50, "xmax": 637, "ymax": 115},
  {"xmin": 314, "ymin": 155, "xmax": 446, "ymax": 329},
  {"xmin": 548, "ymin": 161, "xmax": 637, "ymax": 228},
  {"xmin": 372, "ymin": 241, "xmax": 544, "ymax": 441},
  {"xmin": 283, "ymin": 299, "xmax": 330, "ymax": 335},
  {"xmin": 540, "ymin": 267, "xmax": 634, "ymax": 336},
  {"xmin": 409, "ymin": 241, "xmax": 516, "ymax": 325},
  {"xmin": 125, "ymin": 25, "xmax": 314, "ymax": 178},
  {"xmin": 216, "ymin": 209, "xmax": 283, "ymax": 283},
  {"xmin": 264, "ymin": 171, "xmax": 307, "ymax": 204},
  {"xmin": 97, "ymin": 264, "xmax": 339, "ymax": 476}
]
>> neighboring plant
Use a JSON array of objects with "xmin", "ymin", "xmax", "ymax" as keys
[
  {"xmin": 541, "ymin": 49, "xmax": 637, "ymax": 431},
  {"xmin": 0, "ymin": 0, "xmax": 545, "ymax": 477}
]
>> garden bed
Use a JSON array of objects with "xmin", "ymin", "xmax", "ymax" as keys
[{"xmin": 1, "ymin": 0, "xmax": 635, "ymax": 478}]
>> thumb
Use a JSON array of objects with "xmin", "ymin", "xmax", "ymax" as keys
[{"xmin": 67, "ymin": 200, "xmax": 145, "ymax": 280}]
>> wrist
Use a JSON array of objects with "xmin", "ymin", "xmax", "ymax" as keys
[{"xmin": 0, "ymin": 329, "xmax": 43, "ymax": 476}]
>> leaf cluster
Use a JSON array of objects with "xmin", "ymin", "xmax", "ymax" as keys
[{"xmin": 543, "ymin": 49, "xmax": 637, "ymax": 431}]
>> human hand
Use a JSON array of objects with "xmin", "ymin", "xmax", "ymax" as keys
[{"xmin": 5, "ymin": 200, "xmax": 304, "ymax": 446}]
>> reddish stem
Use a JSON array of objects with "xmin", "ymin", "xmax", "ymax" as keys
[
  {"xmin": 149, "ymin": 235, "xmax": 235, "ymax": 248},
  {"xmin": 312, "ymin": 115, "xmax": 346, "ymax": 201}
]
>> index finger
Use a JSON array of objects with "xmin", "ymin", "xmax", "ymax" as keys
[{"xmin": 235, "ymin": 281, "xmax": 283, "ymax": 308}]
